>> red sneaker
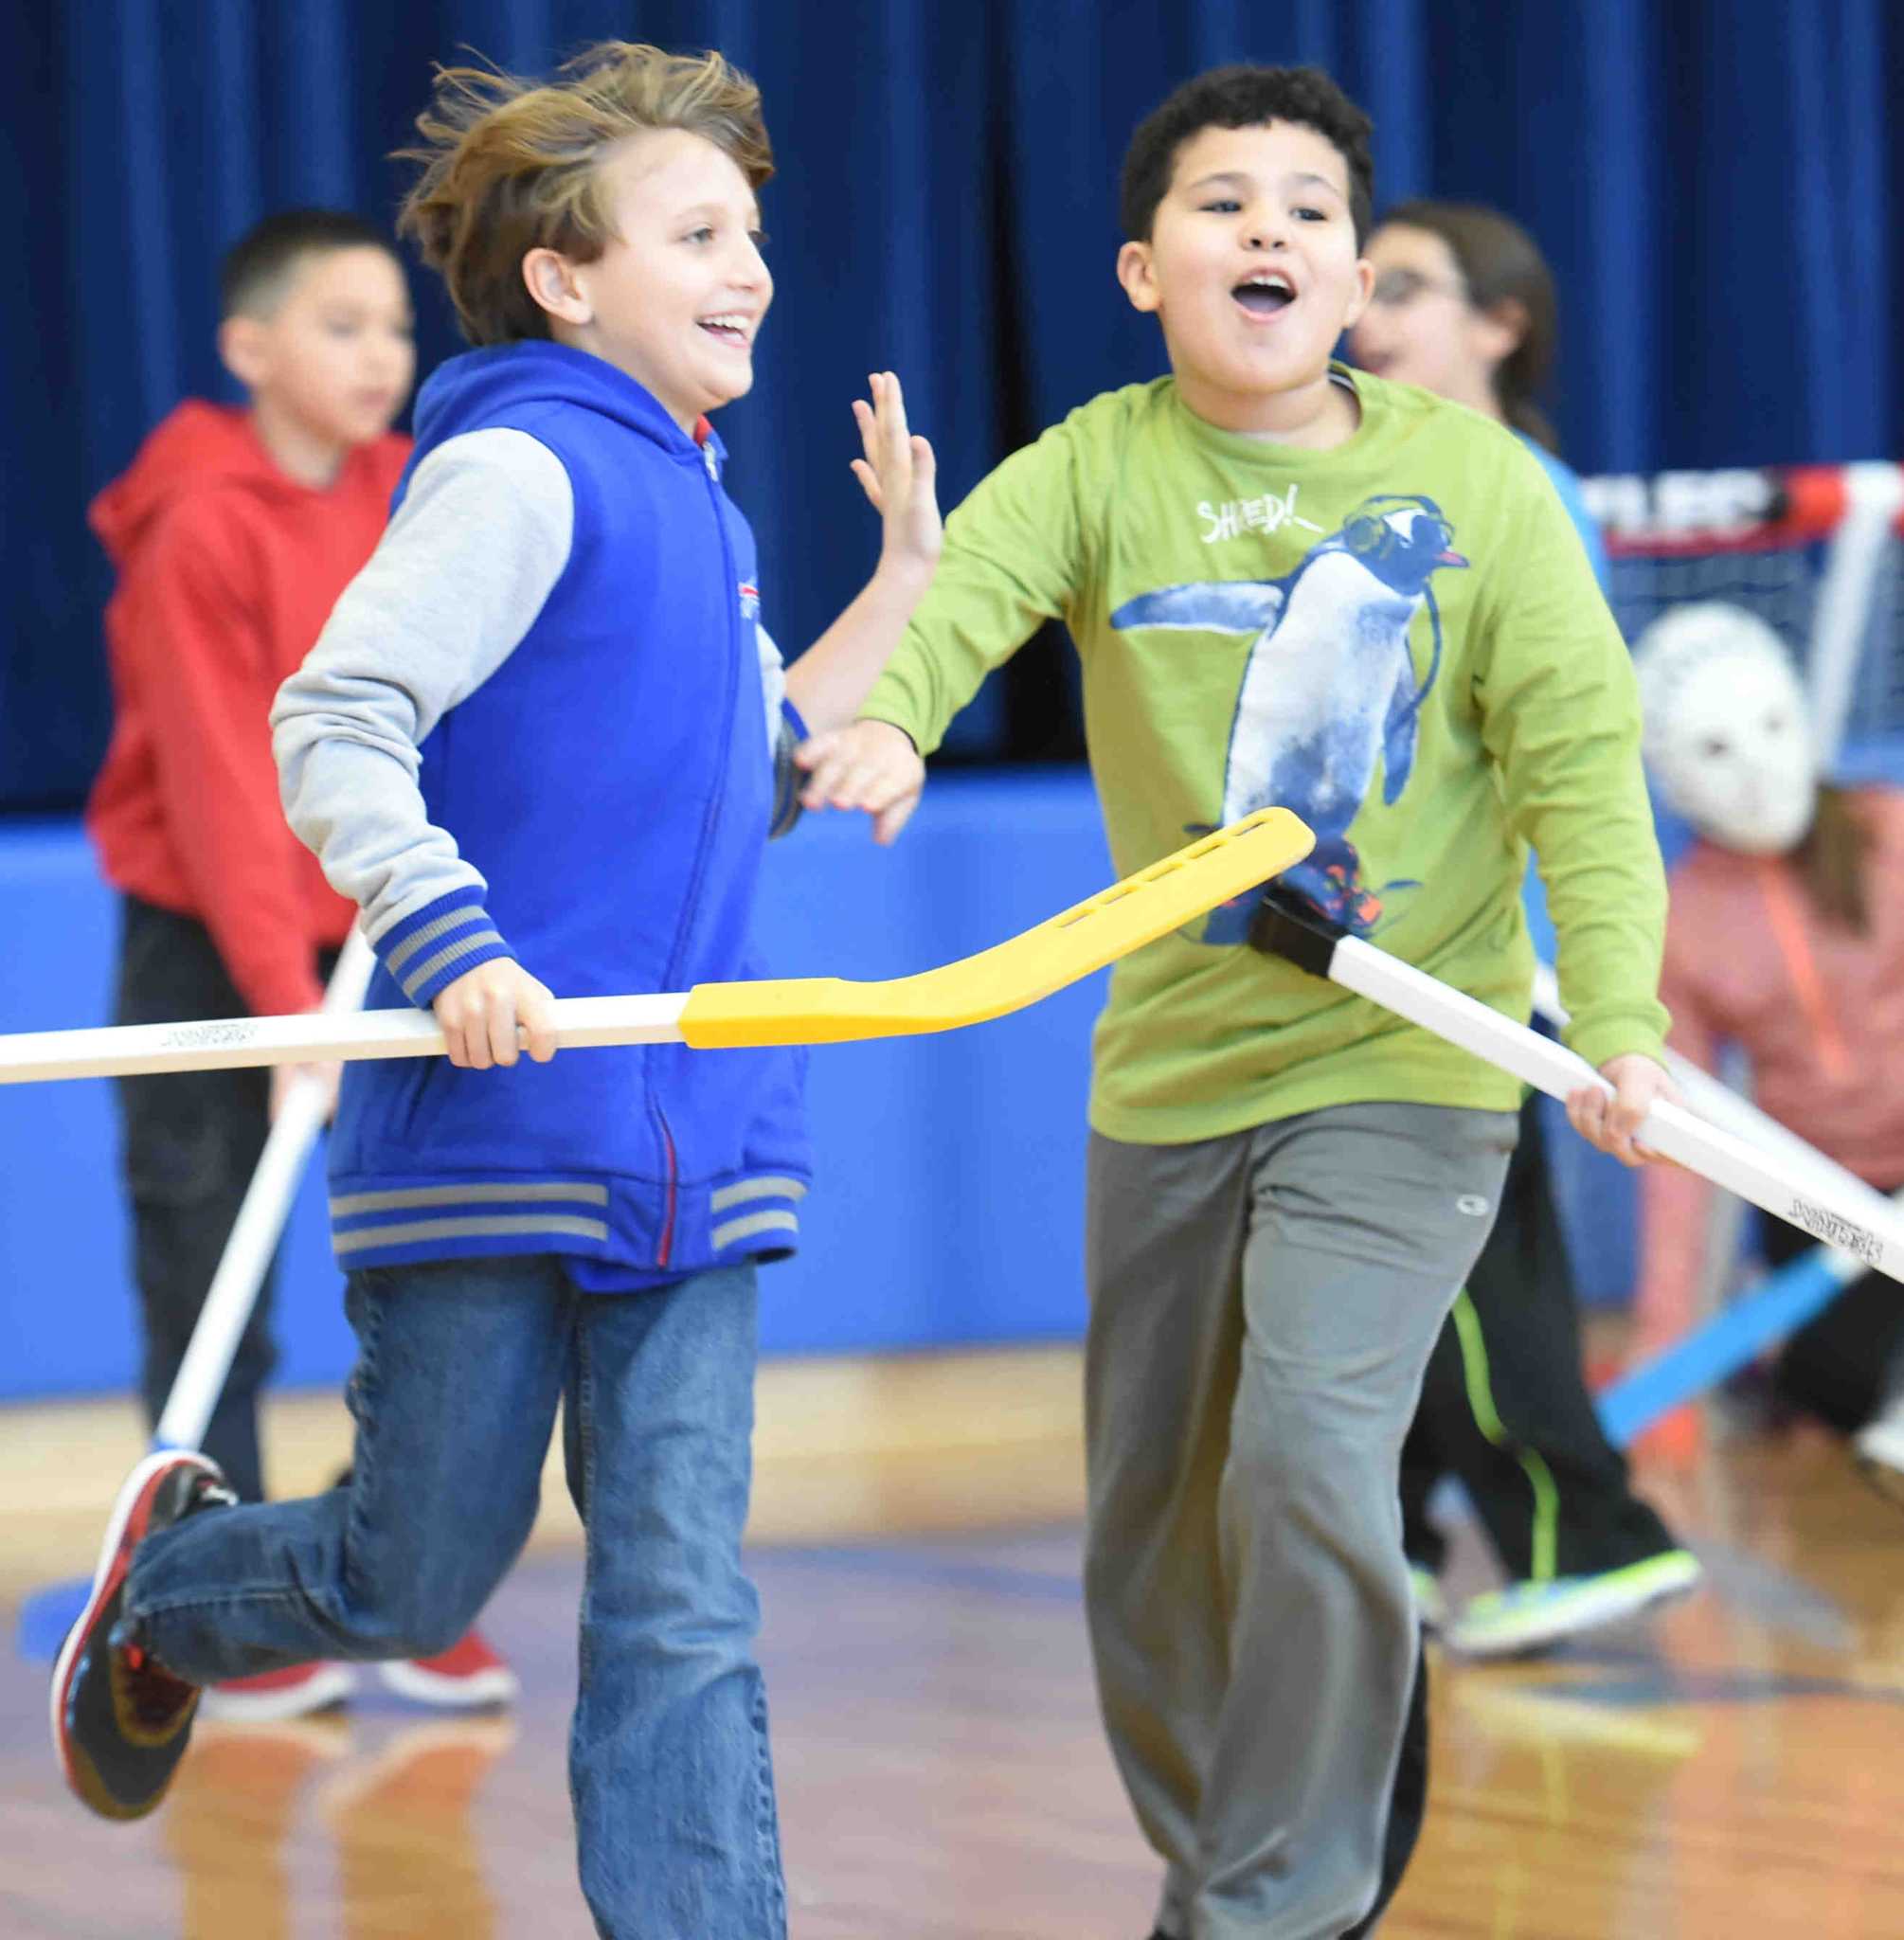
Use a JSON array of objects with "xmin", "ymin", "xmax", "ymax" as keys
[
  {"xmin": 377, "ymin": 1629, "xmax": 518, "ymax": 1709},
  {"xmin": 199, "ymin": 1661, "xmax": 357, "ymax": 1723},
  {"xmin": 50, "ymin": 1449, "xmax": 233, "ymax": 1820}
]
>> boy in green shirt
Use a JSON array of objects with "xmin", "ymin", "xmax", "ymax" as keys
[{"xmin": 800, "ymin": 65, "xmax": 1674, "ymax": 1940}]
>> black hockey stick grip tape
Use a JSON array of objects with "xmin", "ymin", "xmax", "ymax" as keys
[{"xmin": 1248, "ymin": 894, "xmax": 1348, "ymax": 979}]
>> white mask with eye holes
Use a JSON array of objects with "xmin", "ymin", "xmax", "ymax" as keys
[{"xmin": 1632, "ymin": 602, "xmax": 1817, "ymax": 855}]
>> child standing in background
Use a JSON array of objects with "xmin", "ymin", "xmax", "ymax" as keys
[
  {"xmin": 1632, "ymin": 605, "xmax": 1904, "ymax": 1491},
  {"xmin": 1351, "ymin": 201, "xmax": 1699, "ymax": 1658},
  {"xmin": 86, "ymin": 209, "xmax": 515, "ymax": 1716}
]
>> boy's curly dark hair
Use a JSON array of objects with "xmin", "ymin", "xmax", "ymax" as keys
[{"xmin": 1119, "ymin": 65, "xmax": 1374, "ymax": 247}]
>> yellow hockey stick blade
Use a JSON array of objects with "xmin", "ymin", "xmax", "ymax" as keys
[
  {"xmin": 0, "ymin": 809, "xmax": 1311, "ymax": 1083},
  {"xmin": 678, "ymin": 807, "xmax": 1313, "ymax": 1048}
]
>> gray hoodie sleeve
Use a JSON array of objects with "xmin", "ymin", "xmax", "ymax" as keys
[{"xmin": 271, "ymin": 427, "xmax": 573, "ymax": 1001}]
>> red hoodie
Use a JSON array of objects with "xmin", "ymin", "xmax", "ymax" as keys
[{"xmin": 86, "ymin": 402, "xmax": 410, "ymax": 1017}]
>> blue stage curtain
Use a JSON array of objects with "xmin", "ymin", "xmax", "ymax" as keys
[{"xmin": 6, "ymin": 0, "xmax": 1901, "ymax": 808}]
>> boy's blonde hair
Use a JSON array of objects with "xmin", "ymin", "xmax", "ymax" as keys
[{"xmin": 398, "ymin": 42, "xmax": 773, "ymax": 347}]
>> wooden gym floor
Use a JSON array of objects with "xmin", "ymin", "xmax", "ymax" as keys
[{"xmin": 4, "ymin": 1367, "xmax": 1904, "ymax": 1938}]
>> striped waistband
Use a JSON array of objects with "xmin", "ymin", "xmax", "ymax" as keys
[
  {"xmin": 709, "ymin": 1173, "xmax": 806, "ymax": 1252},
  {"xmin": 331, "ymin": 1179, "xmax": 611, "ymax": 1256},
  {"xmin": 328, "ymin": 1172, "xmax": 808, "ymax": 1265}
]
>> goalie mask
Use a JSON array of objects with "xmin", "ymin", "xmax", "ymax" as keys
[{"xmin": 1632, "ymin": 602, "xmax": 1816, "ymax": 855}]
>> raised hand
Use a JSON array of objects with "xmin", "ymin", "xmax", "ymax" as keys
[{"xmin": 850, "ymin": 371, "xmax": 940, "ymax": 583}]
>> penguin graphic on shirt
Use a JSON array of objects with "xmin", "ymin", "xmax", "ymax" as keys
[{"xmin": 1111, "ymin": 494, "xmax": 1467, "ymax": 940}]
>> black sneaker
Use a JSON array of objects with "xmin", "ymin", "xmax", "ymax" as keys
[{"xmin": 50, "ymin": 1449, "xmax": 234, "ymax": 1820}]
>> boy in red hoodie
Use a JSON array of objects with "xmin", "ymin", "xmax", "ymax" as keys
[{"xmin": 87, "ymin": 209, "xmax": 512, "ymax": 1718}]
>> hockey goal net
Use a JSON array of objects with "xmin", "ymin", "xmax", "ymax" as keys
[{"xmin": 1580, "ymin": 462, "xmax": 1904, "ymax": 778}]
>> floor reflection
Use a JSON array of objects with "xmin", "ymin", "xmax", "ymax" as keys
[
  {"xmin": 4, "ymin": 1431, "xmax": 1902, "ymax": 1938},
  {"xmin": 160, "ymin": 1712, "xmax": 516, "ymax": 1940}
]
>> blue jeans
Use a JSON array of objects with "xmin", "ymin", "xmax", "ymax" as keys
[{"xmin": 123, "ymin": 1254, "xmax": 785, "ymax": 1940}]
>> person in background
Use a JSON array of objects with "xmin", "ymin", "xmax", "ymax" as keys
[
  {"xmin": 1631, "ymin": 602, "xmax": 1904, "ymax": 1491},
  {"xmin": 1350, "ymin": 200, "xmax": 1698, "ymax": 1657},
  {"xmin": 85, "ymin": 208, "xmax": 515, "ymax": 1717}
]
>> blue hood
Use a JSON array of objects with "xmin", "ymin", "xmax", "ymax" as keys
[
  {"xmin": 331, "ymin": 334, "xmax": 808, "ymax": 1286},
  {"xmin": 411, "ymin": 340, "xmax": 727, "ymax": 473}
]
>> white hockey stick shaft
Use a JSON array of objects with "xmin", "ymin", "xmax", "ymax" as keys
[
  {"xmin": 153, "ymin": 930, "xmax": 376, "ymax": 1454},
  {"xmin": 1253, "ymin": 905, "xmax": 1904, "ymax": 1284},
  {"xmin": 1529, "ymin": 961, "xmax": 1898, "ymax": 1230},
  {"xmin": 0, "ymin": 990, "xmax": 692, "ymax": 1085}
]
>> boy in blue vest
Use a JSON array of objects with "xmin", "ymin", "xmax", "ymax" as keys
[{"xmin": 51, "ymin": 44, "xmax": 939, "ymax": 1938}]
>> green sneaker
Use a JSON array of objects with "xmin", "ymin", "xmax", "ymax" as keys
[{"xmin": 1447, "ymin": 1550, "xmax": 1703, "ymax": 1659}]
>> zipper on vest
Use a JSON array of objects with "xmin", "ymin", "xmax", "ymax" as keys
[
  {"xmin": 658, "ymin": 454, "xmax": 744, "ymax": 992},
  {"xmin": 642, "ymin": 448, "xmax": 739, "ymax": 1267},
  {"xmin": 654, "ymin": 1103, "xmax": 679, "ymax": 1268}
]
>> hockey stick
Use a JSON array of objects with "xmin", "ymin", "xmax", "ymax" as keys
[
  {"xmin": 1595, "ymin": 1224, "xmax": 1883, "ymax": 1446},
  {"xmin": 153, "ymin": 928, "xmax": 376, "ymax": 1452},
  {"xmin": 17, "ymin": 929, "xmax": 377, "ymax": 1663},
  {"xmin": 0, "ymin": 809, "xmax": 1314, "ymax": 1084},
  {"xmin": 13, "ymin": 811, "xmax": 1311, "ymax": 1662},
  {"xmin": 1531, "ymin": 961, "xmax": 1894, "ymax": 1229},
  {"xmin": 1529, "ymin": 959, "xmax": 1897, "ymax": 1441},
  {"xmin": 1252, "ymin": 897, "xmax": 1904, "ymax": 1284}
]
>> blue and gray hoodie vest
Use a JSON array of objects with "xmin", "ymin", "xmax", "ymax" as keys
[{"xmin": 281, "ymin": 343, "xmax": 809, "ymax": 1284}]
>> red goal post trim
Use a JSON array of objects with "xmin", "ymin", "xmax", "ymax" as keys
[{"xmin": 1583, "ymin": 462, "xmax": 1904, "ymax": 559}]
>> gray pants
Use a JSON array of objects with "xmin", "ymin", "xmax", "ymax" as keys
[{"xmin": 1084, "ymin": 1103, "xmax": 1518, "ymax": 1940}]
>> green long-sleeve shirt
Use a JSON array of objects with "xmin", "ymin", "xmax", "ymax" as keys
[{"xmin": 862, "ymin": 368, "xmax": 1669, "ymax": 1144}]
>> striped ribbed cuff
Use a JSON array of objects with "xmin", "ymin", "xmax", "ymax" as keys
[{"xmin": 374, "ymin": 888, "xmax": 515, "ymax": 1008}]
